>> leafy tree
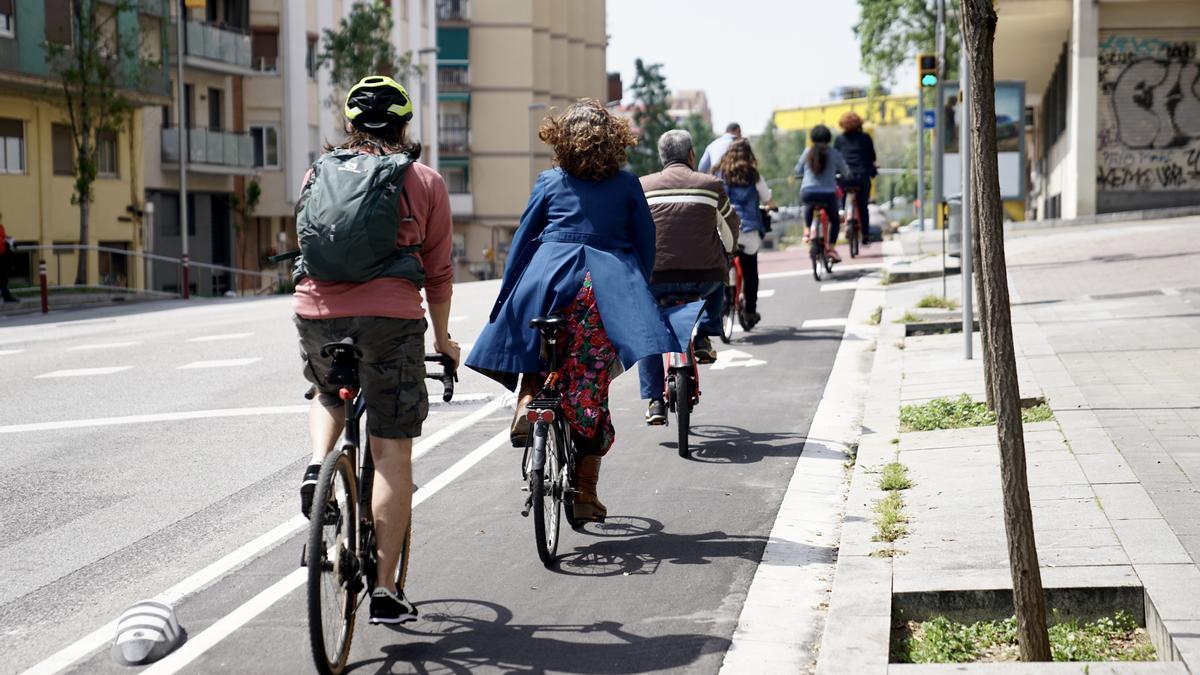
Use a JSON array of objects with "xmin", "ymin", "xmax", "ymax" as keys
[
  {"xmin": 677, "ymin": 113, "xmax": 714, "ymax": 159},
  {"xmin": 627, "ymin": 59, "xmax": 673, "ymax": 176},
  {"xmin": 754, "ymin": 118, "xmax": 807, "ymax": 205},
  {"xmin": 854, "ymin": 0, "xmax": 959, "ymax": 91},
  {"xmin": 46, "ymin": 0, "xmax": 156, "ymax": 285},
  {"xmin": 317, "ymin": 1, "xmax": 418, "ymax": 107}
]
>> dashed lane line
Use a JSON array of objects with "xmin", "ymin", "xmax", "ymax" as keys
[
  {"xmin": 801, "ymin": 318, "xmax": 848, "ymax": 329},
  {"xmin": 0, "ymin": 348, "xmax": 26, "ymax": 355},
  {"xmin": 177, "ymin": 358, "xmax": 263, "ymax": 370},
  {"xmin": 66, "ymin": 341, "xmax": 143, "ymax": 351},
  {"xmin": 140, "ymin": 428, "xmax": 511, "ymax": 675},
  {"xmin": 819, "ymin": 281, "xmax": 861, "ymax": 293},
  {"xmin": 758, "ymin": 289, "xmax": 776, "ymax": 298},
  {"xmin": 20, "ymin": 397, "xmax": 506, "ymax": 675},
  {"xmin": 35, "ymin": 366, "xmax": 133, "ymax": 379},
  {"xmin": 186, "ymin": 333, "xmax": 255, "ymax": 343}
]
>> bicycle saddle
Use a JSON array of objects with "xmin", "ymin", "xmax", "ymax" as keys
[
  {"xmin": 529, "ymin": 315, "xmax": 567, "ymax": 332},
  {"xmin": 320, "ymin": 337, "xmax": 363, "ymax": 359},
  {"xmin": 657, "ymin": 294, "xmax": 702, "ymax": 308}
]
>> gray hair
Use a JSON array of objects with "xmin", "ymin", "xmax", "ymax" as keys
[{"xmin": 658, "ymin": 129, "xmax": 694, "ymax": 166}]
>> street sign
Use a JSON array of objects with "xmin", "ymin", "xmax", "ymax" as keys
[{"xmin": 923, "ymin": 110, "xmax": 936, "ymax": 129}]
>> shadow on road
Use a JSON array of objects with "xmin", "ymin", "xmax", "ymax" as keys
[
  {"xmin": 668, "ymin": 424, "xmax": 848, "ymax": 465},
  {"xmin": 736, "ymin": 325, "xmax": 847, "ymax": 347},
  {"xmin": 355, "ymin": 597, "xmax": 730, "ymax": 674}
]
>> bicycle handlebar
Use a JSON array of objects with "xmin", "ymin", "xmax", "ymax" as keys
[{"xmin": 425, "ymin": 353, "xmax": 458, "ymax": 403}]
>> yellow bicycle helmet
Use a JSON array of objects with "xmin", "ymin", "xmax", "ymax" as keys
[{"xmin": 344, "ymin": 75, "xmax": 413, "ymax": 134}]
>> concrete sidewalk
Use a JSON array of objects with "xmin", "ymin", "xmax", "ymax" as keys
[{"xmin": 817, "ymin": 217, "xmax": 1200, "ymax": 673}]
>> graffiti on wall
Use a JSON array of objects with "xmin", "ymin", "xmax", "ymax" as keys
[{"xmin": 1097, "ymin": 33, "xmax": 1200, "ymax": 191}]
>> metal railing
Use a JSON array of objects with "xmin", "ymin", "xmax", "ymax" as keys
[
  {"xmin": 161, "ymin": 128, "xmax": 255, "ymax": 168},
  {"xmin": 169, "ymin": 20, "xmax": 253, "ymax": 69},
  {"xmin": 436, "ymin": 0, "xmax": 469, "ymax": 21},
  {"xmin": 438, "ymin": 67, "xmax": 470, "ymax": 91},
  {"xmin": 439, "ymin": 126, "xmax": 470, "ymax": 154}
]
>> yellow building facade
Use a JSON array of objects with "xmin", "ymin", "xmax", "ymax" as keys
[{"xmin": 773, "ymin": 94, "xmax": 918, "ymax": 134}]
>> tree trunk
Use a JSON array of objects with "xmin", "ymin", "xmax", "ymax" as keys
[
  {"xmin": 75, "ymin": 192, "xmax": 90, "ymax": 286},
  {"xmin": 960, "ymin": 0, "xmax": 1051, "ymax": 661}
]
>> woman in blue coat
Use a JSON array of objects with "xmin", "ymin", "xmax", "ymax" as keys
[{"xmin": 466, "ymin": 98, "xmax": 676, "ymax": 522}]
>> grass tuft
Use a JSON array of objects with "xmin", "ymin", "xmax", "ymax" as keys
[
  {"xmin": 1022, "ymin": 403, "xmax": 1055, "ymax": 424},
  {"xmin": 915, "ymin": 294, "xmax": 960, "ymax": 310},
  {"xmin": 893, "ymin": 611, "xmax": 1155, "ymax": 664},
  {"xmin": 867, "ymin": 306, "xmax": 883, "ymax": 325},
  {"xmin": 879, "ymin": 462, "xmax": 913, "ymax": 491},
  {"xmin": 900, "ymin": 395, "xmax": 1056, "ymax": 432},
  {"xmin": 872, "ymin": 492, "xmax": 908, "ymax": 543},
  {"xmin": 894, "ymin": 310, "xmax": 923, "ymax": 324}
]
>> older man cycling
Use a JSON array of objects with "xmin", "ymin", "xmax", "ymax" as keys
[{"xmin": 638, "ymin": 129, "xmax": 741, "ymax": 425}]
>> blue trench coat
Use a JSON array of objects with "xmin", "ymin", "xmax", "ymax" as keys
[{"xmin": 466, "ymin": 168, "xmax": 681, "ymax": 391}]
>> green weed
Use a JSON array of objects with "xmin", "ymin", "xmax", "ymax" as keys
[
  {"xmin": 879, "ymin": 462, "xmax": 913, "ymax": 491},
  {"xmin": 867, "ymin": 306, "xmax": 883, "ymax": 325},
  {"xmin": 872, "ymin": 492, "xmax": 908, "ymax": 543},
  {"xmin": 915, "ymin": 294, "xmax": 960, "ymax": 310}
]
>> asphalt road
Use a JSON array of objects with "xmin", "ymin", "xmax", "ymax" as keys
[{"xmin": 0, "ymin": 249, "xmax": 871, "ymax": 675}]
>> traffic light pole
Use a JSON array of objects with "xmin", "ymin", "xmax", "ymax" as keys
[{"xmin": 917, "ymin": 93, "xmax": 926, "ymax": 231}]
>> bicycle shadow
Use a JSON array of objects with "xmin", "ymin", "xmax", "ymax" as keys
[
  {"xmin": 353, "ymin": 598, "xmax": 730, "ymax": 674},
  {"xmin": 734, "ymin": 325, "xmax": 850, "ymax": 347},
  {"xmin": 663, "ymin": 424, "xmax": 849, "ymax": 465}
]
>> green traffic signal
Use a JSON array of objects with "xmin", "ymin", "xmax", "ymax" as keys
[{"xmin": 921, "ymin": 73, "xmax": 938, "ymax": 87}]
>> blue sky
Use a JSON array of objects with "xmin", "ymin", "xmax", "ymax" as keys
[{"xmin": 606, "ymin": 0, "xmax": 918, "ymax": 134}]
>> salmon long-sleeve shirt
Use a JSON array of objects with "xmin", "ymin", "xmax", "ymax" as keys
[{"xmin": 292, "ymin": 159, "xmax": 454, "ymax": 320}]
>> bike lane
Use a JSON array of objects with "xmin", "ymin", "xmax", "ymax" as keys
[{"xmin": 59, "ymin": 251, "xmax": 871, "ymax": 675}]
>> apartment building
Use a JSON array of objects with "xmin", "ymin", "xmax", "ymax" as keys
[
  {"xmin": 0, "ymin": 0, "xmax": 171, "ymax": 288},
  {"xmin": 143, "ymin": 0, "xmax": 438, "ymax": 294},
  {"xmin": 995, "ymin": 0, "xmax": 1200, "ymax": 219},
  {"xmin": 436, "ymin": 0, "xmax": 607, "ymax": 279}
]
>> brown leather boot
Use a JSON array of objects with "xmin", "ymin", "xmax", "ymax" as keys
[
  {"xmin": 510, "ymin": 375, "xmax": 537, "ymax": 447},
  {"xmin": 573, "ymin": 454, "xmax": 607, "ymax": 522}
]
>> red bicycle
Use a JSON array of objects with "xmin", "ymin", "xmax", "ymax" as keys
[
  {"xmin": 808, "ymin": 204, "xmax": 838, "ymax": 282},
  {"xmin": 720, "ymin": 249, "xmax": 753, "ymax": 342},
  {"xmin": 844, "ymin": 187, "xmax": 865, "ymax": 258}
]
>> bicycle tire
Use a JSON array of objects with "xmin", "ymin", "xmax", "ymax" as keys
[
  {"xmin": 811, "ymin": 244, "xmax": 823, "ymax": 281},
  {"xmin": 395, "ymin": 522, "xmax": 412, "ymax": 592},
  {"xmin": 825, "ymin": 252, "xmax": 835, "ymax": 273},
  {"xmin": 720, "ymin": 285, "xmax": 735, "ymax": 344},
  {"xmin": 531, "ymin": 423, "xmax": 562, "ymax": 567},
  {"xmin": 307, "ymin": 451, "xmax": 358, "ymax": 675},
  {"xmin": 676, "ymin": 373, "xmax": 691, "ymax": 457},
  {"xmin": 849, "ymin": 220, "xmax": 860, "ymax": 258}
]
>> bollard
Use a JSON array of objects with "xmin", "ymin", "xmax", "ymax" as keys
[
  {"xmin": 181, "ymin": 254, "xmax": 190, "ymax": 300},
  {"xmin": 39, "ymin": 259, "xmax": 48, "ymax": 314}
]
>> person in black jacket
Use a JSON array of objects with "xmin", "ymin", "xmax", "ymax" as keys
[{"xmin": 833, "ymin": 112, "xmax": 877, "ymax": 246}]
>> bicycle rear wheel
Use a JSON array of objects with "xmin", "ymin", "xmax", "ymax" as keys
[
  {"xmin": 307, "ymin": 451, "xmax": 358, "ymax": 675},
  {"xmin": 720, "ymin": 284, "xmax": 735, "ymax": 344},
  {"xmin": 811, "ymin": 243, "xmax": 823, "ymax": 281},
  {"xmin": 849, "ymin": 219, "xmax": 860, "ymax": 258},
  {"xmin": 675, "ymin": 373, "xmax": 691, "ymax": 457},
  {"xmin": 531, "ymin": 422, "xmax": 562, "ymax": 567}
]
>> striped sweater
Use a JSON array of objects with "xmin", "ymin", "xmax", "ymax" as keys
[{"xmin": 639, "ymin": 162, "xmax": 741, "ymax": 283}]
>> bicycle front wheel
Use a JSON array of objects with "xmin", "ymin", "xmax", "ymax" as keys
[
  {"xmin": 531, "ymin": 423, "xmax": 562, "ymax": 567},
  {"xmin": 307, "ymin": 451, "xmax": 359, "ymax": 675},
  {"xmin": 720, "ymin": 284, "xmax": 735, "ymax": 344},
  {"xmin": 676, "ymin": 373, "xmax": 691, "ymax": 457}
]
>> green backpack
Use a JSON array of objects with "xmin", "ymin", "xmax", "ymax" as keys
[{"xmin": 293, "ymin": 147, "xmax": 425, "ymax": 286}]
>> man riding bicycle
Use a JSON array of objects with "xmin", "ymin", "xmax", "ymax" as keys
[
  {"xmin": 293, "ymin": 75, "xmax": 459, "ymax": 625},
  {"xmin": 638, "ymin": 129, "xmax": 740, "ymax": 425}
]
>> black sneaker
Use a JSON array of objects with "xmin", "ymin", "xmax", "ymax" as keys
[
  {"xmin": 693, "ymin": 335, "xmax": 717, "ymax": 364},
  {"xmin": 646, "ymin": 399, "xmax": 667, "ymax": 426},
  {"xmin": 299, "ymin": 463, "xmax": 321, "ymax": 519},
  {"xmin": 369, "ymin": 588, "xmax": 418, "ymax": 624}
]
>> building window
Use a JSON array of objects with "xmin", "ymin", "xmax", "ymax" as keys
[
  {"xmin": 208, "ymin": 87, "xmax": 223, "ymax": 131},
  {"xmin": 251, "ymin": 30, "xmax": 278, "ymax": 72},
  {"xmin": 96, "ymin": 129, "xmax": 118, "ymax": 176},
  {"xmin": 306, "ymin": 35, "xmax": 318, "ymax": 79},
  {"xmin": 45, "ymin": 0, "xmax": 72, "ymax": 46},
  {"xmin": 0, "ymin": 117, "xmax": 24, "ymax": 173},
  {"xmin": 52, "ymin": 123, "xmax": 74, "ymax": 175},
  {"xmin": 441, "ymin": 165, "xmax": 468, "ymax": 194},
  {"xmin": 0, "ymin": 0, "xmax": 15, "ymax": 38},
  {"xmin": 249, "ymin": 125, "xmax": 279, "ymax": 168},
  {"xmin": 184, "ymin": 83, "xmax": 194, "ymax": 128}
]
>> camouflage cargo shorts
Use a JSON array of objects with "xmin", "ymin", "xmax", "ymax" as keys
[{"xmin": 294, "ymin": 315, "xmax": 429, "ymax": 439}]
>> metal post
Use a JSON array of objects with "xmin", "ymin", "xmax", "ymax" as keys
[
  {"xmin": 39, "ymin": 260, "xmax": 48, "ymax": 314},
  {"xmin": 176, "ymin": 0, "xmax": 190, "ymax": 300},
  {"xmin": 960, "ymin": 37, "xmax": 973, "ymax": 360},
  {"xmin": 917, "ymin": 92, "xmax": 926, "ymax": 232},
  {"xmin": 934, "ymin": 0, "xmax": 946, "ymax": 297}
]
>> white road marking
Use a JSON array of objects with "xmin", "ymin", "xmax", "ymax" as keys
[
  {"xmin": 139, "ymin": 429, "xmax": 511, "ymax": 675},
  {"xmin": 801, "ymin": 318, "xmax": 847, "ymax": 329},
  {"xmin": 758, "ymin": 289, "xmax": 776, "ymax": 298},
  {"xmin": 819, "ymin": 281, "xmax": 861, "ymax": 293},
  {"xmin": 35, "ymin": 366, "xmax": 132, "ymax": 379},
  {"xmin": 710, "ymin": 349, "xmax": 766, "ymax": 370},
  {"xmin": 0, "ymin": 406, "xmax": 310, "ymax": 435},
  {"xmin": 177, "ymin": 358, "xmax": 262, "ymax": 370},
  {"xmin": 759, "ymin": 262, "xmax": 880, "ymax": 280},
  {"xmin": 186, "ymin": 333, "xmax": 254, "ymax": 343},
  {"xmin": 22, "ymin": 398, "xmax": 508, "ymax": 675},
  {"xmin": 413, "ymin": 395, "xmax": 510, "ymax": 460},
  {"xmin": 1163, "ymin": 287, "xmax": 1182, "ymax": 296},
  {"xmin": 448, "ymin": 316, "xmax": 470, "ymax": 323},
  {"xmin": 0, "ymin": 348, "xmax": 25, "ymax": 356},
  {"xmin": 66, "ymin": 341, "xmax": 142, "ymax": 351}
]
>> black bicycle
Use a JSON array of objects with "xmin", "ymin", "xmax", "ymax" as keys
[
  {"xmin": 657, "ymin": 294, "xmax": 703, "ymax": 457},
  {"xmin": 304, "ymin": 338, "xmax": 456, "ymax": 675},
  {"xmin": 520, "ymin": 316, "xmax": 585, "ymax": 567}
]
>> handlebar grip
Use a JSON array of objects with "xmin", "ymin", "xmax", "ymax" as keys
[{"xmin": 424, "ymin": 353, "xmax": 457, "ymax": 403}]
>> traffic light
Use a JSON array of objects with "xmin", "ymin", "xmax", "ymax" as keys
[{"xmin": 918, "ymin": 53, "xmax": 938, "ymax": 88}]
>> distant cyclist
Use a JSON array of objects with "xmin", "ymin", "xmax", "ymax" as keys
[
  {"xmin": 697, "ymin": 122, "xmax": 741, "ymax": 174},
  {"xmin": 796, "ymin": 124, "xmax": 851, "ymax": 263},
  {"xmin": 638, "ymin": 129, "xmax": 741, "ymax": 424},
  {"xmin": 717, "ymin": 138, "xmax": 774, "ymax": 329},
  {"xmin": 294, "ymin": 75, "xmax": 459, "ymax": 625},
  {"xmin": 834, "ymin": 112, "xmax": 878, "ymax": 247}
]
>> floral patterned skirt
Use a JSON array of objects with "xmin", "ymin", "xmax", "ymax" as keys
[{"xmin": 543, "ymin": 273, "xmax": 618, "ymax": 456}]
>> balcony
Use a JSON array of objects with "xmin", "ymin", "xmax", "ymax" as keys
[
  {"xmin": 168, "ymin": 20, "xmax": 254, "ymax": 75},
  {"xmin": 449, "ymin": 193, "xmax": 473, "ymax": 217},
  {"xmin": 436, "ymin": 0, "xmax": 469, "ymax": 22},
  {"xmin": 438, "ymin": 67, "xmax": 469, "ymax": 92},
  {"xmin": 439, "ymin": 126, "xmax": 470, "ymax": 155},
  {"xmin": 161, "ymin": 128, "xmax": 256, "ymax": 174}
]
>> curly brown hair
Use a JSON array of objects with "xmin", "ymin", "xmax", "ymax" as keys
[
  {"xmin": 717, "ymin": 138, "xmax": 759, "ymax": 187},
  {"xmin": 839, "ymin": 111, "xmax": 864, "ymax": 133},
  {"xmin": 538, "ymin": 98, "xmax": 635, "ymax": 182}
]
